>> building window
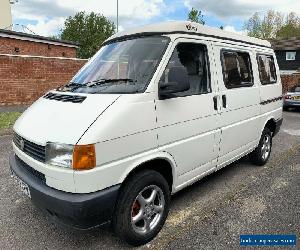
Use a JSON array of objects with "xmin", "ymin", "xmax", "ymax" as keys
[
  {"xmin": 286, "ymin": 51, "xmax": 296, "ymax": 61},
  {"xmin": 221, "ymin": 50, "xmax": 253, "ymax": 89},
  {"xmin": 257, "ymin": 54, "xmax": 277, "ymax": 85}
]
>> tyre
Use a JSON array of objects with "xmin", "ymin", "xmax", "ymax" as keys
[
  {"xmin": 283, "ymin": 106, "xmax": 289, "ymax": 111},
  {"xmin": 250, "ymin": 127, "xmax": 272, "ymax": 166},
  {"xmin": 112, "ymin": 170, "xmax": 171, "ymax": 246}
]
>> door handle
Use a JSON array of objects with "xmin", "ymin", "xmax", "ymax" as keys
[
  {"xmin": 222, "ymin": 95, "xmax": 227, "ymax": 108},
  {"xmin": 213, "ymin": 96, "xmax": 218, "ymax": 110}
]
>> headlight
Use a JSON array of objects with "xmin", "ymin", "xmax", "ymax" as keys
[
  {"xmin": 45, "ymin": 142, "xmax": 96, "ymax": 170},
  {"xmin": 45, "ymin": 143, "xmax": 74, "ymax": 168}
]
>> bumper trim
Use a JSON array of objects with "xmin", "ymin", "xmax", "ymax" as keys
[{"xmin": 9, "ymin": 153, "xmax": 120, "ymax": 229}]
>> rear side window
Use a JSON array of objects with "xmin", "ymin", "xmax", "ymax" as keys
[
  {"xmin": 221, "ymin": 51, "xmax": 253, "ymax": 88},
  {"xmin": 257, "ymin": 54, "xmax": 277, "ymax": 84}
]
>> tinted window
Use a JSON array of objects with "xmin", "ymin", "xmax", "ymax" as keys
[
  {"xmin": 237, "ymin": 53, "xmax": 252, "ymax": 83},
  {"xmin": 222, "ymin": 51, "xmax": 253, "ymax": 88},
  {"xmin": 160, "ymin": 43, "xmax": 211, "ymax": 97},
  {"xmin": 257, "ymin": 54, "xmax": 277, "ymax": 85}
]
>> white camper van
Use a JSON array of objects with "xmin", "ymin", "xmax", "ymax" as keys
[{"xmin": 10, "ymin": 21, "xmax": 283, "ymax": 246}]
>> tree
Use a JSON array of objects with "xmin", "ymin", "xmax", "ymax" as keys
[
  {"xmin": 244, "ymin": 10, "xmax": 284, "ymax": 39},
  {"xmin": 60, "ymin": 12, "xmax": 115, "ymax": 59},
  {"xmin": 188, "ymin": 8, "xmax": 205, "ymax": 25},
  {"xmin": 277, "ymin": 12, "xmax": 300, "ymax": 38},
  {"xmin": 244, "ymin": 10, "xmax": 300, "ymax": 39}
]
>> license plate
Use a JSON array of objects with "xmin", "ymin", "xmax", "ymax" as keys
[
  {"xmin": 293, "ymin": 96, "xmax": 300, "ymax": 100},
  {"xmin": 11, "ymin": 171, "xmax": 31, "ymax": 198}
]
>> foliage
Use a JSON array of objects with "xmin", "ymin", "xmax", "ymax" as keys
[
  {"xmin": 60, "ymin": 12, "xmax": 115, "ymax": 59},
  {"xmin": 0, "ymin": 112, "xmax": 21, "ymax": 131},
  {"xmin": 277, "ymin": 12, "xmax": 300, "ymax": 38},
  {"xmin": 244, "ymin": 11, "xmax": 300, "ymax": 39},
  {"xmin": 188, "ymin": 8, "xmax": 205, "ymax": 25}
]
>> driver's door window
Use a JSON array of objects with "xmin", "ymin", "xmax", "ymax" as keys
[{"xmin": 160, "ymin": 43, "xmax": 211, "ymax": 97}]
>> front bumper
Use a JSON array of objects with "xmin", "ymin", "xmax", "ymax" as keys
[{"xmin": 9, "ymin": 153, "xmax": 120, "ymax": 229}]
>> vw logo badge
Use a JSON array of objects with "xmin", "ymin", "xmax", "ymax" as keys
[
  {"xmin": 186, "ymin": 23, "xmax": 198, "ymax": 32},
  {"xmin": 19, "ymin": 139, "xmax": 25, "ymax": 151}
]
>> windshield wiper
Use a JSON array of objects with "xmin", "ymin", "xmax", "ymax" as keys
[
  {"xmin": 65, "ymin": 81, "xmax": 82, "ymax": 86},
  {"xmin": 86, "ymin": 78, "xmax": 135, "ymax": 87},
  {"xmin": 57, "ymin": 81, "xmax": 83, "ymax": 91},
  {"xmin": 58, "ymin": 79, "xmax": 136, "ymax": 92}
]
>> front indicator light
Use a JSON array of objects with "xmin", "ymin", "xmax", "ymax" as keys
[{"xmin": 73, "ymin": 144, "xmax": 96, "ymax": 170}]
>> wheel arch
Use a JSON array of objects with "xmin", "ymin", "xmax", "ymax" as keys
[
  {"xmin": 263, "ymin": 117, "xmax": 277, "ymax": 136},
  {"xmin": 119, "ymin": 152, "xmax": 177, "ymax": 193}
]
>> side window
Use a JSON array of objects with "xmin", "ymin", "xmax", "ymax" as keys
[
  {"xmin": 160, "ymin": 42, "xmax": 211, "ymax": 97},
  {"xmin": 257, "ymin": 54, "xmax": 277, "ymax": 84},
  {"xmin": 221, "ymin": 50, "xmax": 253, "ymax": 88}
]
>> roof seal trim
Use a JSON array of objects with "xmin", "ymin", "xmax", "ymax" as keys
[{"xmin": 104, "ymin": 31, "xmax": 272, "ymax": 49}]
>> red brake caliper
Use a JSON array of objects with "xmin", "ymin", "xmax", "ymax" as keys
[{"xmin": 131, "ymin": 200, "xmax": 141, "ymax": 217}]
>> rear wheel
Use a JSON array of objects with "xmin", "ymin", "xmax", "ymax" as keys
[
  {"xmin": 250, "ymin": 127, "xmax": 272, "ymax": 166},
  {"xmin": 112, "ymin": 170, "xmax": 170, "ymax": 246}
]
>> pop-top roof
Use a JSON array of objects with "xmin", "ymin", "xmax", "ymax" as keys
[{"xmin": 106, "ymin": 21, "xmax": 271, "ymax": 48}]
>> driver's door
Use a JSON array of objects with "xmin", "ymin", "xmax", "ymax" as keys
[{"xmin": 155, "ymin": 38, "xmax": 221, "ymax": 189}]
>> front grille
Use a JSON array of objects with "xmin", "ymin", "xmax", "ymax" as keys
[
  {"xmin": 16, "ymin": 155, "xmax": 46, "ymax": 183},
  {"xmin": 44, "ymin": 92, "xmax": 86, "ymax": 103},
  {"xmin": 13, "ymin": 133, "xmax": 46, "ymax": 162}
]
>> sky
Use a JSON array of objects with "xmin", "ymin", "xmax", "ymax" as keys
[{"xmin": 10, "ymin": 0, "xmax": 300, "ymax": 37}]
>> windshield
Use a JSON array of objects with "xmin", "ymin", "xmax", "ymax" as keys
[{"xmin": 62, "ymin": 36, "xmax": 170, "ymax": 94}]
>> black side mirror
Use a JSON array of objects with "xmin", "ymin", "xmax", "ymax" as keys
[{"xmin": 159, "ymin": 67, "xmax": 190, "ymax": 99}]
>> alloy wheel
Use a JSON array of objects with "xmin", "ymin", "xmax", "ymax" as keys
[{"xmin": 131, "ymin": 185, "xmax": 165, "ymax": 235}]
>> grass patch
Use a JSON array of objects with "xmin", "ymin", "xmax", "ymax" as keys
[{"xmin": 0, "ymin": 112, "xmax": 21, "ymax": 131}]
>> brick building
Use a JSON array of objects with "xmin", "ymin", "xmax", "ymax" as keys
[
  {"xmin": 0, "ymin": 29, "xmax": 78, "ymax": 58},
  {"xmin": 270, "ymin": 37, "xmax": 300, "ymax": 93},
  {"xmin": 0, "ymin": 29, "xmax": 87, "ymax": 106}
]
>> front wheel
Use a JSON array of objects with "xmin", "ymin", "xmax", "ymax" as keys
[
  {"xmin": 112, "ymin": 170, "xmax": 170, "ymax": 246},
  {"xmin": 250, "ymin": 127, "xmax": 272, "ymax": 166}
]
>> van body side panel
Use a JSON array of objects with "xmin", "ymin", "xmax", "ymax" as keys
[
  {"xmin": 156, "ymin": 94, "xmax": 219, "ymax": 177},
  {"xmin": 214, "ymin": 45, "xmax": 261, "ymax": 168},
  {"xmin": 256, "ymin": 50, "xmax": 283, "ymax": 126},
  {"xmin": 75, "ymin": 93, "xmax": 160, "ymax": 193},
  {"xmin": 155, "ymin": 38, "xmax": 220, "ymax": 188},
  {"xmin": 217, "ymin": 88, "xmax": 261, "ymax": 164},
  {"xmin": 77, "ymin": 93, "xmax": 158, "ymax": 145},
  {"xmin": 74, "ymin": 150, "xmax": 177, "ymax": 194}
]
